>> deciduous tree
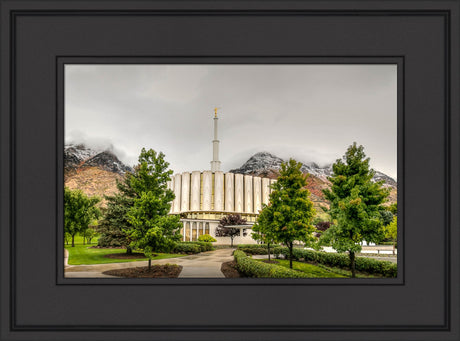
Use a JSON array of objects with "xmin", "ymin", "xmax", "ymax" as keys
[
  {"xmin": 385, "ymin": 216, "xmax": 397, "ymax": 255},
  {"xmin": 216, "ymin": 214, "xmax": 247, "ymax": 247},
  {"xmin": 124, "ymin": 148, "xmax": 181, "ymax": 269},
  {"xmin": 64, "ymin": 188, "xmax": 101, "ymax": 247}
]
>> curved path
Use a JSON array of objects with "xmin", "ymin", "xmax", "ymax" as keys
[{"xmin": 65, "ymin": 248, "xmax": 235, "ymax": 278}]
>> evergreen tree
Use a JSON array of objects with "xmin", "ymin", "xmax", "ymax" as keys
[
  {"xmin": 124, "ymin": 148, "xmax": 181, "ymax": 269},
  {"xmin": 97, "ymin": 173, "xmax": 137, "ymax": 253},
  {"xmin": 64, "ymin": 188, "xmax": 101, "ymax": 247},
  {"xmin": 321, "ymin": 142, "xmax": 390, "ymax": 277},
  {"xmin": 254, "ymin": 159, "xmax": 317, "ymax": 269}
]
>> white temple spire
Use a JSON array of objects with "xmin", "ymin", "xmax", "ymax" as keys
[{"xmin": 210, "ymin": 107, "xmax": 221, "ymax": 172}]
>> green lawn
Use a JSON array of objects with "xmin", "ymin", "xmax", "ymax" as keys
[
  {"xmin": 266, "ymin": 259, "xmax": 347, "ymax": 278},
  {"xmin": 64, "ymin": 237, "xmax": 187, "ymax": 265},
  {"xmin": 269, "ymin": 259, "xmax": 380, "ymax": 278}
]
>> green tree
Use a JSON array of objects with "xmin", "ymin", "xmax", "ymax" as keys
[
  {"xmin": 97, "ymin": 178, "xmax": 136, "ymax": 253},
  {"xmin": 254, "ymin": 159, "xmax": 317, "ymax": 269},
  {"xmin": 388, "ymin": 202, "xmax": 398, "ymax": 216},
  {"xmin": 321, "ymin": 143, "xmax": 390, "ymax": 277},
  {"xmin": 379, "ymin": 209, "xmax": 394, "ymax": 227},
  {"xmin": 124, "ymin": 148, "xmax": 181, "ymax": 269},
  {"xmin": 385, "ymin": 216, "xmax": 397, "ymax": 255},
  {"xmin": 81, "ymin": 226, "xmax": 98, "ymax": 245},
  {"xmin": 252, "ymin": 203, "xmax": 278, "ymax": 261},
  {"xmin": 64, "ymin": 188, "xmax": 101, "ymax": 247}
]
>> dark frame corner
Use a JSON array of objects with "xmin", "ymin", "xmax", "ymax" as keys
[{"xmin": 1, "ymin": 1, "xmax": 459, "ymax": 341}]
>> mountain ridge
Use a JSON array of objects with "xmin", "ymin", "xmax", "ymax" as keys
[
  {"xmin": 229, "ymin": 151, "xmax": 397, "ymax": 188},
  {"xmin": 64, "ymin": 145, "xmax": 397, "ymax": 209}
]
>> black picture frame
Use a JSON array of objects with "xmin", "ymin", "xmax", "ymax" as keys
[{"xmin": 0, "ymin": 1, "xmax": 458, "ymax": 341}]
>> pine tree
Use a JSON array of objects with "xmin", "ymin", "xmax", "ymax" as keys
[
  {"xmin": 321, "ymin": 142, "xmax": 390, "ymax": 277},
  {"xmin": 64, "ymin": 188, "xmax": 101, "ymax": 247},
  {"xmin": 254, "ymin": 159, "xmax": 317, "ymax": 269},
  {"xmin": 97, "ymin": 173, "xmax": 137, "ymax": 253}
]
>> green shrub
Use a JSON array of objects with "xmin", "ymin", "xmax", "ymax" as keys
[
  {"xmin": 237, "ymin": 248, "xmax": 269, "ymax": 255},
  {"xmin": 173, "ymin": 242, "xmax": 202, "ymax": 254},
  {"xmin": 272, "ymin": 247, "xmax": 397, "ymax": 277},
  {"xmin": 173, "ymin": 241, "xmax": 214, "ymax": 253},
  {"xmin": 236, "ymin": 244, "xmax": 279, "ymax": 255},
  {"xmin": 188, "ymin": 241, "xmax": 214, "ymax": 252},
  {"xmin": 233, "ymin": 250, "xmax": 307, "ymax": 278},
  {"xmin": 198, "ymin": 234, "xmax": 217, "ymax": 243}
]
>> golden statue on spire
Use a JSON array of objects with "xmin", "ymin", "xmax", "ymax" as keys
[{"xmin": 214, "ymin": 107, "xmax": 219, "ymax": 118}]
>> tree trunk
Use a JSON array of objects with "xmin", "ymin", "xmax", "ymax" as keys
[
  {"xmin": 392, "ymin": 242, "xmax": 396, "ymax": 255},
  {"xmin": 349, "ymin": 251, "xmax": 356, "ymax": 278},
  {"xmin": 289, "ymin": 243, "xmax": 293, "ymax": 269},
  {"xmin": 126, "ymin": 246, "xmax": 133, "ymax": 255},
  {"xmin": 268, "ymin": 243, "xmax": 271, "ymax": 262},
  {"xmin": 71, "ymin": 234, "xmax": 75, "ymax": 247},
  {"xmin": 231, "ymin": 237, "xmax": 234, "ymax": 247},
  {"xmin": 82, "ymin": 236, "xmax": 85, "ymax": 245},
  {"xmin": 148, "ymin": 259, "xmax": 152, "ymax": 271}
]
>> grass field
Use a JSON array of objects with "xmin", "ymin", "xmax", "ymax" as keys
[
  {"xmin": 262, "ymin": 259, "xmax": 380, "ymax": 278},
  {"xmin": 258, "ymin": 259, "xmax": 346, "ymax": 278},
  {"xmin": 65, "ymin": 236, "xmax": 186, "ymax": 265}
]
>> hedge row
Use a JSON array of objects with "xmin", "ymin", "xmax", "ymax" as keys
[
  {"xmin": 273, "ymin": 247, "xmax": 397, "ymax": 277},
  {"xmin": 173, "ymin": 241, "xmax": 214, "ymax": 254},
  {"xmin": 236, "ymin": 244, "xmax": 280, "ymax": 255},
  {"xmin": 233, "ymin": 250, "xmax": 307, "ymax": 278}
]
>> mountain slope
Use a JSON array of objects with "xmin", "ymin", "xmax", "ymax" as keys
[
  {"xmin": 229, "ymin": 152, "xmax": 397, "ymax": 209},
  {"xmin": 64, "ymin": 144, "xmax": 132, "ymax": 205}
]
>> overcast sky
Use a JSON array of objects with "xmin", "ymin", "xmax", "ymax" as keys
[{"xmin": 65, "ymin": 64, "xmax": 397, "ymax": 179}]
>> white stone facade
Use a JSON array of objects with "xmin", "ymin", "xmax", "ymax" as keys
[{"xmin": 167, "ymin": 171, "xmax": 275, "ymax": 245}]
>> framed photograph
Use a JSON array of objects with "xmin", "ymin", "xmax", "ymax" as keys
[{"xmin": 1, "ymin": 0, "xmax": 458, "ymax": 340}]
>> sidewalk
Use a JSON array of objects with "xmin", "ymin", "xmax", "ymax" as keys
[{"xmin": 65, "ymin": 248, "xmax": 235, "ymax": 278}]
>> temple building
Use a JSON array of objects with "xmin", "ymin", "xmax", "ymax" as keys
[{"xmin": 167, "ymin": 109, "xmax": 275, "ymax": 245}]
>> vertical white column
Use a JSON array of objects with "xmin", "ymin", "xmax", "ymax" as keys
[
  {"xmin": 270, "ymin": 179, "xmax": 277, "ymax": 194},
  {"xmin": 173, "ymin": 174, "xmax": 182, "ymax": 213},
  {"xmin": 181, "ymin": 172, "xmax": 190, "ymax": 212},
  {"xmin": 202, "ymin": 171, "xmax": 212, "ymax": 211},
  {"xmin": 253, "ymin": 176, "xmax": 262, "ymax": 212},
  {"xmin": 244, "ymin": 175, "xmax": 253, "ymax": 213},
  {"xmin": 183, "ymin": 221, "xmax": 186, "ymax": 241},
  {"xmin": 262, "ymin": 177, "xmax": 270, "ymax": 206},
  {"xmin": 225, "ymin": 172, "xmax": 234, "ymax": 212},
  {"xmin": 190, "ymin": 171, "xmax": 201, "ymax": 211},
  {"xmin": 234, "ymin": 173, "xmax": 244, "ymax": 213},
  {"xmin": 214, "ymin": 171, "xmax": 224, "ymax": 211}
]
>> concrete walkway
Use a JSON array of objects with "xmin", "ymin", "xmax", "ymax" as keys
[{"xmin": 65, "ymin": 248, "xmax": 235, "ymax": 278}]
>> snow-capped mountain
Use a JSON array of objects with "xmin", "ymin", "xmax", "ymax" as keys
[
  {"xmin": 229, "ymin": 152, "xmax": 396, "ymax": 188},
  {"xmin": 65, "ymin": 144, "xmax": 133, "ymax": 175}
]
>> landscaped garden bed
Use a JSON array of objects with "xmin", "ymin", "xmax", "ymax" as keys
[
  {"xmin": 103, "ymin": 252, "xmax": 147, "ymax": 259},
  {"xmin": 221, "ymin": 261, "xmax": 242, "ymax": 278},
  {"xmin": 102, "ymin": 264, "xmax": 182, "ymax": 278},
  {"xmin": 232, "ymin": 249, "xmax": 394, "ymax": 278}
]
